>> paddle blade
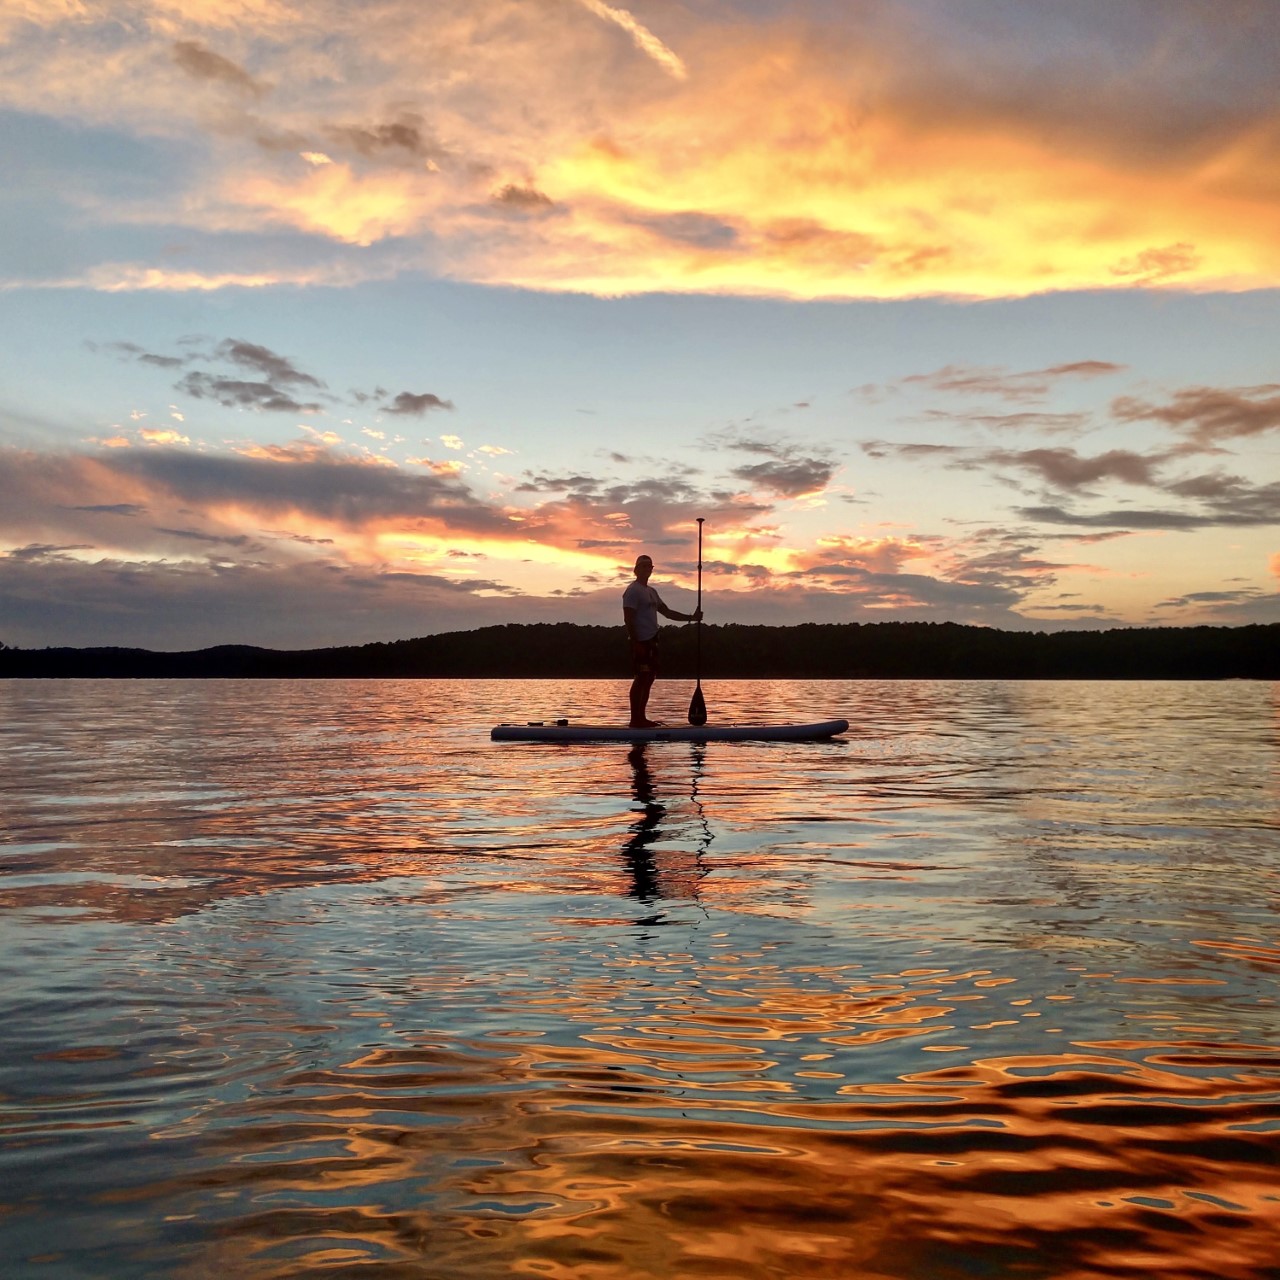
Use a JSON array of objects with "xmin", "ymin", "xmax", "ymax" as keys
[{"xmin": 687, "ymin": 681, "xmax": 707, "ymax": 726}]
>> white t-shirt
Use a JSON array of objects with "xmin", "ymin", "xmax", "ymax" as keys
[{"xmin": 623, "ymin": 580, "xmax": 666, "ymax": 642}]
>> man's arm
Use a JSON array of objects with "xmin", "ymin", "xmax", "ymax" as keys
[
  {"xmin": 623, "ymin": 607, "xmax": 640, "ymax": 641},
  {"xmin": 654, "ymin": 595, "xmax": 703, "ymax": 624}
]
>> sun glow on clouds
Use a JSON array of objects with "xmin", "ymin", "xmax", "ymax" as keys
[
  {"xmin": 6, "ymin": 1, "xmax": 1280, "ymax": 300},
  {"xmin": 805, "ymin": 534, "xmax": 933, "ymax": 575},
  {"xmin": 517, "ymin": 54, "xmax": 1280, "ymax": 299},
  {"xmin": 3, "ymin": 5, "xmax": 1279, "ymax": 645},
  {"xmin": 301, "ymin": 427, "xmax": 343, "ymax": 446},
  {"xmin": 139, "ymin": 427, "xmax": 190, "ymax": 445},
  {"xmin": 6, "ymin": 422, "xmax": 1266, "ymax": 644},
  {"xmin": 390, "ymin": 530, "xmax": 606, "ymax": 578},
  {"xmin": 234, "ymin": 165, "xmax": 431, "ymax": 247},
  {"xmin": 42, "ymin": 436, "xmax": 669, "ymax": 584},
  {"xmin": 407, "ymin": 457, "xmax": 465, "ymax": 476}
]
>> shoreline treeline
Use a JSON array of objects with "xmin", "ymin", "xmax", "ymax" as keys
[{"xmin": 1, "ymin": 621, "xmax": 1276, "ymax": 679}]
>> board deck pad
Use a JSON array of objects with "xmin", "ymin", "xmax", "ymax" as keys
[{"xmin": 491, "ymin": 719, "xmax": 849, "ymax": 743}]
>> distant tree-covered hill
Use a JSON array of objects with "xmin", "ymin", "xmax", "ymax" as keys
[{"xmin": 1, "ymin": 621, "xmax": 1276, "ymax": 679}]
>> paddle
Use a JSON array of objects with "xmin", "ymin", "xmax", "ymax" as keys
[{"xmin": 687, "ymin": 518, "xmax": 708, "ymax": 726}]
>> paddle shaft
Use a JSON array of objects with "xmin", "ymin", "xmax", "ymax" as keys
[
  {"xmin": 688, "ymin": 519, "xmax": 707, "ymax": 725},
  {"xmin": 695, "ymin": 518, "xmax": 703, "ymax": 673}
]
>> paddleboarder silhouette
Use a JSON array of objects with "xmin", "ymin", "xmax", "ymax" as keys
[{"xmin": 622, "ymin": 552, "xmax": 702, "ymax": 728}]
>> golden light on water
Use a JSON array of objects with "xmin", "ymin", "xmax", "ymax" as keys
[{"xmin": 2, "ymin": 678, "xmax": 1277, "ymax": 1276}]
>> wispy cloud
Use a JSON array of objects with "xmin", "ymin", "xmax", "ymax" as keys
[
  {"xmin": 1019, "ymin": 477, "xmax": 1280, "ymax": 529},
  {"xmin": 862, "ymin": 441, "xmax": 1171, "ymax": 492},
  {"xmin": 325, "ymin": 113, "xmax": 449, "ymax": 165},
  {"xmin": 712, "ymin": 432, "xmax": 840, "ymax": 499},
  {"xmin": 152, "ymin": 526, "xmax": 260, "ymax": 549},
  {"xmin": 1109, "ymin": 242, "xmax": 1200, "ymax": 284},
  {"xmin": 574, "ymin": 0, "xmax": 687, "ymax": 80},
  {"xmin": 902, "ymin": 362, "xmax": 1126, "ymax": 402},
  {"xmin": 176, "ymin": 373, "xmax": 324, "ymax": 414},
  {"xmin": 1151, "ymin": 584, "xmax": 1280, "ymax": 625},
  {"xmin": 92, "ymin": 340, "xmax": 188, "ymax": 370},
  {"xmin": 1112, "ymin": 383, "xmax": 1280, "ymax": 444},
  {"xmin": 382, "ymin": 392, "xmax": 454, "ymax": 416},
  {"xmin": 67, "ymin": 503, "xmax": 148, "ymax": 517},
  {"xmin": 861, "ymin": 434, "xmax": 1280, "ymax": 531},
  {"xmin": 919, "ymin": 409, "xmax": 1090, "ymax": 434},
  {"xmin": 978, "ymin": 447, "xmax": 1168, "ymax": 491},
  {"xmin": 97, "ymin": 336, "xmax": 333, "ymax": 415},
  {"xmin": 217, "ymin": 339, "xmax": 323, "ymax": 388},
  {"xmin": 171, "ymin": 40, "xmax": 264, "ymax": 96},
  {"xmin": 14, "ymin": 263, "xmax": 380, "ymax": 293}
]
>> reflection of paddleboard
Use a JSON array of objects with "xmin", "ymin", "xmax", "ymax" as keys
[{"xmin": 491, "ymin": 719, "xmax": 849, "ymax": 743}]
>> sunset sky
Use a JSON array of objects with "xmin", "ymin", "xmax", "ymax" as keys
[{"xmin": 3, "ymin": 0, "xmax": 1279, "ymax": 649}]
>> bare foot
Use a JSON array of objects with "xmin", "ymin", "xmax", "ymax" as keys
[{"xmin": 629, "ymin": 719, "xmax": 666, "ymax": 728}]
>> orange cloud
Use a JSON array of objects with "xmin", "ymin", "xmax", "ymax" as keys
[
  {"xmin": 232, "ymin": 164, "xmax": 436, "ymax": 246},
  {"xmin": 1, "ymin": 440, "xmax": 1139, "ymax": 640},
  {"xmin": 500, "ymin": 33, "xmax": 1280, "ymax": 299},
  {"xmin": 9, "ymin": 2, "xmax": 1280, "ymax": 299},
  {"xmin": 139, "ymin": 428, "xmax": 191, "ymax": 445},
  {"xmin": 234, "ymin": 440, "xmax": 337, "ymax": 463},
  {"xmin": 405, "ymin": 458, "xmax": 465, "ymax": 477},
  {"xmin": 797, "ymin": 534, "xmax": 934, "ymax": 576}
]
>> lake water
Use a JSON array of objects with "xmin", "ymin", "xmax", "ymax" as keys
[{"xmin": 1, "ymin": 678, "xmax": 1277, "ymax": 1279}]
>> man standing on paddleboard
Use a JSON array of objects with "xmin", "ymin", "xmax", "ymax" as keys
[{"xmin": 623, "ymin": 554, "xmax": 702, "ymax": 728}]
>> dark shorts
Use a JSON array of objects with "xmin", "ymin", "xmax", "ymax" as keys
[{"xmin": 631, "ymin": 638, "xmax": 658, "ymax": 679}]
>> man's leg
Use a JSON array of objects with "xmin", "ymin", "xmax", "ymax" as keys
[
  {"xmin": 629, "ymin": 670, "xmax": 656, "ymax": 726},
  {"xmin": 629, "ymin": 641, "xmax": 660, "ymax": 727}
]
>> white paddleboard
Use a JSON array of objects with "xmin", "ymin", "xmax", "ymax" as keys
[{"xmin": 491, "ymin": 719, "xmax": 849, "ymax": 743}]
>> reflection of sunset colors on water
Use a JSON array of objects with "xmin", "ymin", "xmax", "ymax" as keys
[{"xmin": 1, "ymin": 679, "xmax": 1277, "ymax": 1278}]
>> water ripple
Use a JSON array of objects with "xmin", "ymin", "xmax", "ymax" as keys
[{"xmin": 1, "ymin": 678, "xmax": 1277, "ymax": 1277}]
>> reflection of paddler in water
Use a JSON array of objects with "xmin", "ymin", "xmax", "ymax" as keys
[{"xmin": 621, "ymin": 743, "xmax": 712, "ymax": 905}]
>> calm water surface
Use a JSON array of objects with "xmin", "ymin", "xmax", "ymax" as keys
[{"xmin": 1, "ymin": 678, "xmax": 1277, "ymax": 1279}]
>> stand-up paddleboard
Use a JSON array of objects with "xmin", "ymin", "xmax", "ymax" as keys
[{"xmin": 491, "ymin": 719, "xmax": 849, "ymax": 743}]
